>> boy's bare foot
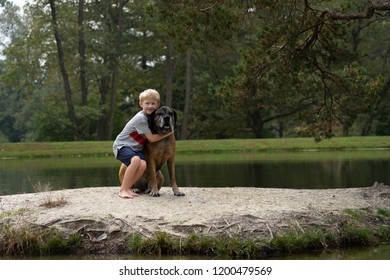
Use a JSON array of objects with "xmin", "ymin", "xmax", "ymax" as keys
[{"xmin": 119, "ymin": 189, "xmax": 139, "ymax": 199}]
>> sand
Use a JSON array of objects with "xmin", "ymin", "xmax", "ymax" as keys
[{"xmin": 1, "ymin": 183, "xmax": 389, "ymax": 254}]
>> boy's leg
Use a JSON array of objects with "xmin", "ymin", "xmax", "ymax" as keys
[
  {"xmin": 119, "ymin": 156, "xmax": 147, "ymax": 198},
  {"xmin": 132, "ymin": 159, "xmax": 147, "ymax": 184}
]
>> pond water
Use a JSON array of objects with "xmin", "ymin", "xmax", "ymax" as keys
[
  {"xmin": 1, "ymin": 150, "xmax": 389, "ymax": 260},
  {"xmin": 2, "ymin": 243, "xmax": 390, "ymax": 260},
  {"xmin": 0, "ymin": 150, "xmax": 389, "ymax": 195}
]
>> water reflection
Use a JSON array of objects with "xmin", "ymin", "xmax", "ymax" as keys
[
  {"xmin": 275, "ymin": 243, "xmax": 390, "ymax": 260},
  {"xmin": 0, "ymin": 150, "xmax": 389, "ymax": 195},
  {"xmin": 2, "ymin": 243, "xmax": 390, "ymax": 260},
  {"xmin": 177, "ymin": 158, "xmax": 390, "ymax": 188}
]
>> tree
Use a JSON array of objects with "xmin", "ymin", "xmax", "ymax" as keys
[
  {"xmin": 340, "ymin": 1, "xmax": 390, "ymax": 136},
  {"xmin": 215, "ymin": 0, "xmax": 388, "ymax": 138},
  {"xmin": 29, "ymin": 0, "xmax": 150, "ymax": 140},
  {"xmin": 49, "ymin": 0, "xmax": 80, "ymax": 140},
  {"xmin": 0, "ymin": 1, "xmax": 42, "ymax": 141},
  {"xmin": 154, "ymin": 0, "xmax": 241, "ymax": 139},
  {"xmin": 1, "ymin": 0, "xmax": 389, "ymax": 141}
]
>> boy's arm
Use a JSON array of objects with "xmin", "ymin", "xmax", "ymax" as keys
[{"xmin": 144, "ymin": 131, "xmax": 174, "ymax": 143}]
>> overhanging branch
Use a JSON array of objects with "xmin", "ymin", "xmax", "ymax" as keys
[
  {"xmin": 322, "ymin": 1, "xmax": 390, "ymax": 20},
  {"xmin": 297, "ymin": 1, "xmax": 390, "ymax": 52}
]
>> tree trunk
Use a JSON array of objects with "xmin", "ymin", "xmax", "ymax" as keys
[
  {"xmin": 95, "ymin": 1, "xmax": 129, "ymax": 140},
  {"xmin": 49, "ymin": 0, "xmax": 79, "ymax": 140},
  {"xmin": 165, "ymin": 41, "xmax": 174, "ymax": 107},
  {"xmin": 343, "ymin": 125, "xmax": 349, "ymax": 136},
  {"xmin": 97, "ymin": 76, "xmax": 110, "ymax": 140},
  {"xmin": 180, "ymin": 47, "xmax": 192, "ymax": 140},
  {"xmin": 78, "ymin": 0, "xmax": 88, "ymax": 106},
  {"xmin": 248, "ymin": 111, "xmax": 265, "ymax": 138},
  {"xmin": 106, "ymin": 1, "xmax": 128, "ymax": 140}
]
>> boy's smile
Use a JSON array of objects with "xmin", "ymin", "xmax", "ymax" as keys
[{"xmin": 140, "ymin": 99, "xmax": 159, "ymax": 115}]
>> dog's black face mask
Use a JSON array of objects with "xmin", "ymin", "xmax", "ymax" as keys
[{"xmin": 148, "ymin": 106, "xmax": 177, "ymax": 135}]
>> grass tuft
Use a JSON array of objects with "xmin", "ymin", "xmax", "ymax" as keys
[
  {"xmin": 30, "ymin": 178, "xmax": 52, "ymax": 193},
  {"xmin": 29, "ymin": 178, "xmax": 68, "ymax": 208},
  {"xmin": 270, "ymin": 228, "xmax": 335, "ymax": 254},
  {"xmin": 40, "ymin": 195, "xmax": 68, "ymax": 208},
  {"xmin": 0, "ymin": 225, "xmax": 81, "ymax": 256},
  {"xmin": 338, "ymin": 219, "xmax": 372, "ymax": 247},
  {"xmin": 377, "ymin": 207, "xmax": 390, "ymax": 217}
]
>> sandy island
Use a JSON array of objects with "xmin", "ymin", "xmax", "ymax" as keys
[{"xmin": 1, "ymin": 183, "xmax": 389, "ymax": 254}]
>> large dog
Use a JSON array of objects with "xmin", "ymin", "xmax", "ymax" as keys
[{"xmin": 118, "ymin": 106, "xmax": 184, "ymax": 197}]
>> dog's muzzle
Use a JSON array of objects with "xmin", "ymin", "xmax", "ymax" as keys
[{"xmin": 157, "ymin": 115, "xmax": 173, "ymax": 133}]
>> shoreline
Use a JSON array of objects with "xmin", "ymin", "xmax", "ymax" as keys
[
  {"xmin": 1, "ymin": 136, "xmax": 390, "ymax": 159},
  {"xmin": 1, "ymin": 184, "xmax": 389, "ymax": 257}
]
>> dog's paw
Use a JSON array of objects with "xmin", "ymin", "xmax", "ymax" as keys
[
  {"xmin": 144, "ymin": 188, "xmax": 151, "ymax": 194},
  {"xmin": 149, "ymin": 191, "xmax": 160, "ymax": 197},
  {"xmin": 174, "ymin": 191, "xmax": 185, "ymax": 196}
]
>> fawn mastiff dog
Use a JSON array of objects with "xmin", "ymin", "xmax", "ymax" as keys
[{"xmin": 118, "ymin": 106, "xmax": 185, "ymax": 197}]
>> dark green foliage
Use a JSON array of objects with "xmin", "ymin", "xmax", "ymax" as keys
[{"xmin": 0, "ymin": 1, "xmax": 389, "ymax": 141}]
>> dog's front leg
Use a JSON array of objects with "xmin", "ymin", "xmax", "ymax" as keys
[
  {"xmin": 148, "ymin": 162, "xmax": 160, "ymax": 197},
  {"xmin": 167, "ymin": 156, "xmax": 184, "ymax": 196}
]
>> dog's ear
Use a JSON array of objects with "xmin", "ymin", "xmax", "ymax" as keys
[
  {"xmin": 172, "ymin": 109, "xmax": 177, "ymax": 128},
  {"xmin": 148, "ymin": 110, "xmax": 158, "ymax": 134}
]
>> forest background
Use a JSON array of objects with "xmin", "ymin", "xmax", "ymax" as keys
[{"xmin": 0, "ymin": 0, "xmax": 389, "ymax": 142}]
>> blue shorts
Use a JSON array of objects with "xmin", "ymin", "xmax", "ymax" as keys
[{"xmin": 116, "ymin": 146, "xmax": 145, "ymax": 166}]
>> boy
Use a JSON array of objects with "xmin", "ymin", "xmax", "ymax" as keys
[{"xmin": 113, "ymin": 89, "xmax": 173, "ymax": 198}]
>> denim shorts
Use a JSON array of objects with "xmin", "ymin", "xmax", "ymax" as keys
[{"xmin": 116, "ymin": 146, "xmax": 145, "ymax": 166}]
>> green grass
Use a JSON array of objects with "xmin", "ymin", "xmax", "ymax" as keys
[
  {"xmin": 0, "ymin": 225, "xmax": 81, "ymax": 256},
  {"xmin": 178, "ymin": 136, "xmax": 390, "ymax": 153},
  {"xmin": 1, "ymin": 207, "xmax": 389, "ymax": 258},
  {"xmin": 127, "ymin": 210, "xmax": 390, "ymax": 259},
  {"xmin": 1, "ymin": 136, "xmax": 389, "ymax": 159},
  {"xmin": 126, "ymin": 208, "xmax": 390, "ymax": 259}
]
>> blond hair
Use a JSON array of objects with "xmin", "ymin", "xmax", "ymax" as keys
[{"xmin": 139, "ymin": 89, "xmax": 160, "ymax": 103}]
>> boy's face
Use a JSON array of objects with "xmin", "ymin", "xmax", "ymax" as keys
[{"xmin": 140, "ymin": 98, "xmax": 159, "ymax": 115}]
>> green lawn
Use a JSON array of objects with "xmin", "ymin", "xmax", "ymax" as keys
[{"xmin": 0, "ymin": 136, "xmax": 389, "ymax": 159}]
